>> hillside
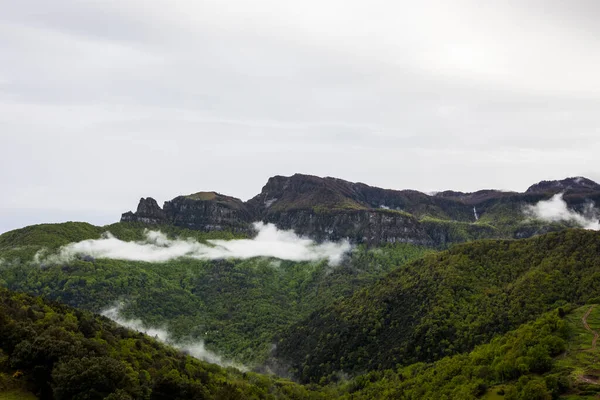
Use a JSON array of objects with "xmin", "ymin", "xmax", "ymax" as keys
[
  {"xmin": 4, "ymin": 285, "xmax": 600, "ymax": 399},
  {"xmin": 272, "ymin": 229, "xmax": 600, "ymax": 383},
  {"xmin": 1, "ymin": 176, "xmax": 600, "ymax": 399},
  {"xmin": 120, "ymin": 174, "xmax": 600, "ymax": 247},
  {"xmin": 0, "ymin": 221, "xmax": 432, "ymax": 365},
  {"xmin": 0, "ymin": 287, "xmax": 328, "ymax": 400},
  {"xmin": 336, "ymin": 305, "xmax": 600, "ymax": 399}
]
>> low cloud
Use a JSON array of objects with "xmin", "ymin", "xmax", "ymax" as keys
[
  {"xmin": 524, "ymin": 193, "xmax": 600, "ymax": 230},
  {"xmin": 102, "ymin": 305, "xmax": 245, "ymax": 370},
  {"xmin": 37, "ymin": 222, "xmax": 351, "ymax": 265}
]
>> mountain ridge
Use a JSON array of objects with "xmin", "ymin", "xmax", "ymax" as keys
[{"xmin": 120, "ymin": 174, "xmax": 600, "ymax": 247}]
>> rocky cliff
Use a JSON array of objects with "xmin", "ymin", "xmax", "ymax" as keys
[
  {"xmin": 120, "ymin": 174, "xmax": 600, "ymax": 247},
  {"xmin": 121, "ymin": 192, "xmax": 253, "ymax": 233}
]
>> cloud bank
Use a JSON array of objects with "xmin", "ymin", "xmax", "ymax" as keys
[
  {"xmin": 102, "ymin": 305, "xmax": 244, "ymax": 369},
  {"xmin": 39, "ymin": 222, "xmax": 351, "ymax": 265},
  {"xmin": 525, "ymin": 193, "xmax": 600, "ymax": 230}
]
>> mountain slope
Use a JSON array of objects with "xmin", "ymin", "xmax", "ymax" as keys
[
  {"xmin": 339, "ymin": 308, "xmax": 570, "ymax": 399},
  {"xmin": 0, "ymin": 221, "xmax": 433, "ymax": 365},
  {"xmin": 0, "ymin": 287, "xmax": 328, "ymax": 400},
  {"xmin": 272, "ymin": 229, "xmax": 600, "ymax": 383}
]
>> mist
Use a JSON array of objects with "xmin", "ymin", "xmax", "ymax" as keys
[
  {"xmin": 37, "ymin": 222, "xmax": 351, "ymax": 265},
  {"xmin": 101, "ymin": 305, "xmax": 245, "ymax": 370},
  {"xmin": 524, "ymin": 193, "xmax": 600, "ymax": 230}
]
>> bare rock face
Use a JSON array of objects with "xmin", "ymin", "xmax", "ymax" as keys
[
  {"xmin": 120, "ymin": 174, "xmax": 600, "ymax": 247},
  {"xmin": 121, "ymin": 197, "xmax": 167, "ymax": 225},
  {"xmin": 264, "ymin": 209, "xmax": 433, "ymax": 246},
  {"xmin": 163, "ymin": 193, "xmax": 253, "ymax": 232},
  {"xmin": 121, "ymin": 192, "xmax": 253, "ymax": 233}
]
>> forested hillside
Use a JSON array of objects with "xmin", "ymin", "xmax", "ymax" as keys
[
  {"xmin": 2, "ymin": 218, "xmax": 600, "ymax": 399},
  {"xmin": 0, "ymin": 288, "xmax": 328, "ymax": 400},
  {"xmin": 339, "ymin": 305, "xmax": 600, "ymax": 399},
  {"xmin": 274, "ymin": 229, "xmax": 600, "ymax": 383},
  {"xmin": 3, "ymin": 288, "xmax": 600, "ymax": 400},
  {"xmin": 0, "ymin": 222, "xmax": 432, "ymax": 365}
]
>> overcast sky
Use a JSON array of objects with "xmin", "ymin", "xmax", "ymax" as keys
[{"xmin": 1, "ymin": 0, "xmax": 599, "ymax": 233}]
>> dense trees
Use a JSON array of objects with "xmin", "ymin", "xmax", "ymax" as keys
[
  {"xmin": 3, "ymin": 222, "xmax": 600, "ymax": 399},
  {"xmin": 0, "ymin": 288, "xmax": 328, "ymax": 399},
  {"xmin": 337, "ymin": 309, "xmax": 570, "ymax": 399},
  {"xmin": 275, "ymin": 229, "xmax": 600, "ymax": 383},
  {"xmin": 0, "ymin": 222, "xmax": 432, "ymax": 365}
]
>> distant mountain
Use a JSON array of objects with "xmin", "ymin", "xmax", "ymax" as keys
[
  {"xmin": 526, "ymin": 176, "xmax": 600, "ymax": 194},
  {"xmin": 121, "ymin": 174, "xmax": 600, "ymax": 247}
]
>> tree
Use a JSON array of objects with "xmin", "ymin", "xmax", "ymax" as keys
[
  {"xmin": 519, "ymin": 379, "xmax": 551, "ymax": 400},
  {"xmin": 52, "ymin": 357, "xmax": 134, "ymax": 400}
]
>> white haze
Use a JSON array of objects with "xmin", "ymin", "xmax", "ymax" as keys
[
  {"xmin": 101, "ymin": 305, "xmax": 245, "ymax": 370},
  {"xmin": 525, "ymin": 193, "xmax": 600, "ymax": 230},
  {"xmin": 38, "ymin": 222, "xmax": 351, "ymax": 265}
]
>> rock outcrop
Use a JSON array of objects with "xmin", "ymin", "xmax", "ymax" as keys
[
  {"xmin": 121, "ymin": 192, "xmax": 253, "ymax": 233},
  {"xmin": 264, "ymin": 209, "xmax": 433, "ymax": 246},
  {"xmin": 120, "ymin": 174, "xmax": 600, "ymax": 247},
  {"xmin": 121, "ymin": 197, "xmax": 167, "ymax": 225}
]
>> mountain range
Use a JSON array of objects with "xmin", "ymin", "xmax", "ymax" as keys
[
  {"xmin": 121, "ymin": 174, "xmax": 600, "ymax": 246},
  {"xmin": 1, "ymin": 174, "xmax": 600, "ymax": 400}
]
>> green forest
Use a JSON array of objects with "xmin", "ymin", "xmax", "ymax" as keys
[
  {"xmin": 0, "ymin": 222, "xmax": 432, "ymax": 364},
  {"xmin": 2, "ymin": 222, "xmax": 600, "ymax": 399}
]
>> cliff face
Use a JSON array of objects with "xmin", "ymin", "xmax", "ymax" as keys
[
  {"xmin": 120, "ymin": 174, "xmax": 600, "ymax": 247},
  {"xmin": 121, "ymin": 197, "xmax": 167, "ymax": 225},
  {"xmin": 264, "ymin": 209, "xmax": 433, "ymax": 246},
  {"xmin": 121, "ymin": 192, "xmax": 253, "ymax": 233}
]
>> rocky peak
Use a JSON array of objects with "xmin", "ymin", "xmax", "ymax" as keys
[
  {"xmin": 121, "ymin": 193, "xmax": 253, "ymax": 232},
  {"xmin": 525, "ymin": 177, "xmax": 600, "ymax": 194},
  {"xmin": 121, "ymin": 197, "xmax": 167, "ymax": 224},
  {"xmin": 246, "ymin": 174, "xmax": 367, "ymax": 214},
  {"xmin": 119, "ymin": 173, "xmax": 600, "ymax": 247}
]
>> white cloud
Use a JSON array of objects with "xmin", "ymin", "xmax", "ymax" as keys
[
  {"xmin": 524, "ymin": 193, "xmax": 600, "ymax": 230},
  {"xmin": 101, "ymin": 305, "xmax": 244, "ymax": 369},
  {"xmin": 37, "ymin": 222, "xmax": 351, "ymax": 265}
]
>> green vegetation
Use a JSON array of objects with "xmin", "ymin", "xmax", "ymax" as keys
[
  {"xmin": 337, "ymin": 308, "xmax": 570, "ymax": 399},
  {"xmin": 420, "ymin": 217, "xmax": 500, "ymax": 247},
  {"xmin": 335, "ymin": 304, "xmax": 600, "ymax": 399},
  {"xmin": 0, "ymin": 221, "xmax": 246, "ymax": 251},
  {"xmin": 4, "ymin": 289, "xmax": 600, "ymax": 400},
  {"xmin": 0, "ymin": 222, "xmax": 433, "ymax": 365},
  {"xmin": 0, "ymin": 288, "xmax": 328, "ymax": 400},
  {"xmin": 0, "ymin": 222, "xmax": 102, "ymax": 249},
  {"xmin": 185, "ymin": 192, "xmax": 218, "ymax": 201},
  {"xmin": 275, "ymin": 229, "xmax": 600, "ymax": 383},
  {"xmin": 4, "ymin": 219, "xmax": 600, "ymax": 399},
  {"xmin": 0, "ymin": 389, "xmax": 38, "ymax": 400}
]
